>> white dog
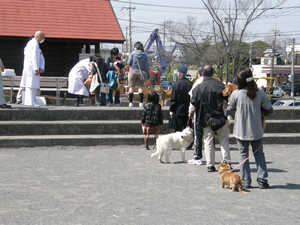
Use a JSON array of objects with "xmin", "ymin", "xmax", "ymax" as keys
[{"xmin": 151, "ymin": 127, "xmax": 193, "ymax": 163}]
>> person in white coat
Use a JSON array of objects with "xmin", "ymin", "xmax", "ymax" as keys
[{"xmin": 20, "ymin": 31, "xmax": 45, "ymax": 106}]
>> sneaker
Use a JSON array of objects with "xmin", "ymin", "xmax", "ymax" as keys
[
  {"xmin": 129, "ymin": 102, "xmax": 134, "ymax": 107},
  {"xmin": 16, "ymin": 100, "xmax": 22, "ymax": 104},
  {"xmin": 115, "ymin": 104, "xmax": 120, "ymax": 107},
  {"xmin": 257, "ymin": 178, "xmax": 270, "ymax": 189},
  {"xmin": 207, "ymin": 166, "xmax": 216, "ymax": 172},
  {"xmin": 139, "ymin": 102, "xmax": 144, "ymax": 108},
  {"xmin": 187, "ymin": 159, "xmax": 203, "ymax": 165},
  {"xmin": 106, "ymin": 103, "xmax": 111, "ymax": 107}
]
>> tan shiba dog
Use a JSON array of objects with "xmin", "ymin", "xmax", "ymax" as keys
[
  {"xmin": 222, "ymin": 83, "xmax": 238, "ymax": 97},
  {"xmin": 218, "ymin": 162, "xmax": 247, "ymax": 194}
]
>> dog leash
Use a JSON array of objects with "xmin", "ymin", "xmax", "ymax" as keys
[{"xmin": 231, "ymin": 143, "xmax": 263, "ymax": 172}]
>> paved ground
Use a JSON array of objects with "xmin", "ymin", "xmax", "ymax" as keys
[{"xmin": 0, "ymin": 144, "xmax": 299, "ymax": 225}]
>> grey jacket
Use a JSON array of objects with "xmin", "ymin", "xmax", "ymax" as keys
[
  {"xmin": 128, "ymin": 50, "xmax": 149, "ymax": 80},
  {"xmin": 226, "ymin": 89, "xmax": 273, "ymax": 141}
]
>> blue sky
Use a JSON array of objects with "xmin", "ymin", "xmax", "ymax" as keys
[{"xmin": 110, "ymin": 0, "xmax": 300, "ymax": 48}]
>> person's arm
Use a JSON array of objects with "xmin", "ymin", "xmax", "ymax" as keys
[
  {"xmin": 158, "ymin": 105, "xmax": 164, "ymax": 125},
  {"xmin": 225, "ymin": 90, "xmax": 238, "ymax": 117},
  {"xmin": 32, "ymin": 42, "xmax": 40, "ymax": 75},
  {"xmin": 188, "ymin": 103, "xmax": 195, "ymax": 118},
  {"xmin": 128, "ymin": 53, "xmax": 133, "ymax": 67},
  {"xmin": 39, "ymin": 52, "xmax": 45, "ymax": 73},
  {"xmin": 144, "ymin": 54, "xmax": 150, "ymax": 79},
  {"xmin": 261, "ymin": 90, "xmax": 273, "ymax": 115},
  {"xmin": 141, "ymin": 107, "xmax": 146, "ymax": 124},
  {"xmin": 169, "ymin": 86, "xmax": 177, "ymax": 114}
]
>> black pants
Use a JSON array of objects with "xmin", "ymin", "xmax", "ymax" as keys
[
  {"xmin": 94, "ymin": 86, "xmax": 107, "ymax": 106},
  {"xmin": 108, "ymin": 88, "xmax": 120, "ymax": 104},
  {"xmin": 193, "ymin": 121, "xmax": 203, "ymax": 160}
]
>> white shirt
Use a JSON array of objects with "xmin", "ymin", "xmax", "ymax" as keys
[
  {"xmin": 68, "ymin": 58, "xmax": 93, "ymax": 96},
  {"xmin": 188, "ymin": 77, "xmax": 204, "ymax": 115}
]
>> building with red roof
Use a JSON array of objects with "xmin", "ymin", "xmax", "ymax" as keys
[{"xmin": 0, "ymin": 0, "xmax": 124, "ymax": 76}]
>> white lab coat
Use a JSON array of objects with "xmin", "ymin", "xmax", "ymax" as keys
[
  {"xmin": 68, "ymin": 58, "xmax": 92, "ymax": 96},
  {"xmin": 20, "ymin": 38, "xmax": 45, "ymax": 89}
]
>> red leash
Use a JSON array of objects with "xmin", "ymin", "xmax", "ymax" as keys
[{"xmin": 231, "ymin": 143, "xmax": 263, "ymax": 171}]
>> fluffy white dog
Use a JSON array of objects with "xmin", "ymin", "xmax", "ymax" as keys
[{"xmin": 151, "ymin": 127, "xmax": 193, "ymax": 163}]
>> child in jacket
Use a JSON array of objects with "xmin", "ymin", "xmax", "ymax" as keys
[{"xmin": 141, "ymin": 91, "xmax": 163, "ymax": 150}]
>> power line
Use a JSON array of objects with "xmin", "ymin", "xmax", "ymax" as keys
[{"xmin": 111, "ymin": 0, "xmax": 300, "ymax": 11}]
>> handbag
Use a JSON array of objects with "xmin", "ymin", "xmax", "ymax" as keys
[
  {"xmin": 89, "ymin": 74, "xmax": 100, "ymax": 93},
  {"xmin": 206, "ymin": 114, "xmax": 226, "ymax": 132},
  {"xmin": 92, "ymin": 62, "xmax": 109, "ymax": 94}
]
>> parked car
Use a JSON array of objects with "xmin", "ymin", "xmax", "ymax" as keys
[
  {"xmin": 279, "ymin": 83, "xmax": 300, "ymax": 96},
  {"xmin": 273, "ymin": 99, "xmax": 300, "ymax": 107}
]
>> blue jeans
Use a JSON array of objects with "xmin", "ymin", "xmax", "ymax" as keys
[{"xmin": 237, "ymin": 139, "xmax": 268, "ymax": 186}]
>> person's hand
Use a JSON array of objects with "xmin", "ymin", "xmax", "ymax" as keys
[
  {"xmin": 40, "ymin": 69, "xmax": 45, "ymax": 74},
  {"xmin": 227, "ymin": 115, "xmax": 233, "ymax": 122},
  {"xmin": 170, "ymin": 112, "xmax": 174, "ymax": 116},
  {"xmin": 34, "ymin": 70, "xmax": 39, "ymax": 75}
]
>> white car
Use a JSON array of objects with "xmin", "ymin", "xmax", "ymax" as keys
[{"xmin": 273, "ymin": 99, "xmax": 300, "ymax": 107}]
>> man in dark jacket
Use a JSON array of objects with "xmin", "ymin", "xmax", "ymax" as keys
[
  {"xmin": 190, "ymin": 65, "xmax": 231, "ymax": 172},
  {"xmin": 169, "ymin": 65, "xmax": 193, "ymax": 131}
]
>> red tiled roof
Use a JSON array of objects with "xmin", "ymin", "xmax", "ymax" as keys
[{"xmin": 0, "ymin": 0, "xmax": 124, "ymax": 42}]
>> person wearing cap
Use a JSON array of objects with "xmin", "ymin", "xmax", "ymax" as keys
[
  {"xmin": 169, "ymin": 65, "xmax": 193, "ymax": 132},
  {"xmin": 0, "ymin": 58, "xmax": 12, "ymax": 108},
  {"xmin": 20, "ymin": 31, "xmax": 46, "ymax": 106},
  {"xmin": 190, "ymin": 65, "xmax": 231, "ymax": 172}
]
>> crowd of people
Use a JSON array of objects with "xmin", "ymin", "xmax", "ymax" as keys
[
  {"xmin": 154, "ymin": 64, "xmax": 273, "ymax": 189},
  {"xmin": 0, "ymin": 31, "xmax": 274, "ymax": 189}
]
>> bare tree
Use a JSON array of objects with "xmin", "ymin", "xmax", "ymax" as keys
[
  {"xmin": 201, "ymin": 0, "xmax": 286, "ymax": 81},
  {"xmin": 164, "ymin": 17, "xmax": 214, "ymax": 66}
]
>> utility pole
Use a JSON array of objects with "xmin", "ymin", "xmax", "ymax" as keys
[
  {"xmin": 122, "ymin": 1, "xmax": 135, "ymax": 53},
  {"xmin": 163, "ymin": 22, "xmax": 166, "ymax": 48},
  {"xmin": 271, "ymin": 29, "xmax": 280, "ymax": 78},
  {"xmin": 125, "ymin": 27, "xmax": 128, "ymax": 53},
  {"xmin": 291, "ymin": 38, "xmax": 295, "ymax": 99}
]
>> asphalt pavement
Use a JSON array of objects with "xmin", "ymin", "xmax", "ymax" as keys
[{"xmin": 0, "ymin": 144, "xmax": 299, "ymax": 225}]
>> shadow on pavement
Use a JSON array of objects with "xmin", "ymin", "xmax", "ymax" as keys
[{"xmin": 271, "ymin": 183, "xmax": 300, "ymax": 190}]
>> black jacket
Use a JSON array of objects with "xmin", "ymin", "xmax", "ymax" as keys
[
  {"xmin": 191, "ymin": 77, "xmax": 226, "ymax": 128},
  {"xmin": 169, "ymin": 77, "xmax": 193, "ymax": 117},
  {"xmin": 141, "ymin": 103, "xmax": 163, "ymax": 126}
]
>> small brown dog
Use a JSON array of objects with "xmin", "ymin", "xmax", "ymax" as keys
[
  {"xmin": 222, "ymin": 83, "xmax": 238, "ymax": 97},
  {"xmin": 218, "ymin": 162, "xmax": 247, "ymax": 194}
]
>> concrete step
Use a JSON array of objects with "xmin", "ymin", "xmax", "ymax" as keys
[
  {"xmin": 1, "ymin": 106, "xmax": 300, "ymax": 121},
  {"xmin": 0, "ymin": 133, "xmax": 299, "ymax": 148},
  {"xmin": 0, "ymin": 120, "xmax": 299, "ymax": 136}
]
